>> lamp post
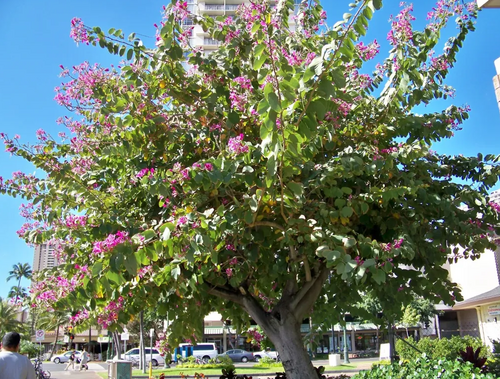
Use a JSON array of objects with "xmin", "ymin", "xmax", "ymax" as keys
[
  {"xmin": 343, "ymin": 322, "xmax": 350, "ymax": 364},
  {"xmin": 149, "ymin": 328, "xmax": 154, "ymax": 378}
]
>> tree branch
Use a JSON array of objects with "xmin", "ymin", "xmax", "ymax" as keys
[
  {"xmin": 290, "ymin": 264, "xmax": 329, "ymax": 321},
  {"xmin": 248, "ymin": 221, "xmax": 285, "ymax": 231},
  {"xmin": 205, "ymin": 283, "xmax": 244, "ymax": 305}
]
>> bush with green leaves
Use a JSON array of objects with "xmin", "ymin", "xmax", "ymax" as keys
[
  {"xmin": 396, "ymin": 336, "xmax": 489, "ymax": 361},
  {"xmin": 19, "ymin": 340, "xmax": 44, "ymax": 358},
  {"xmin": 353, "ymin": 355, "xmax": 496, "ymax": 379},
  {"xmin": 486, "ymin": 340, "xmax": 500, "ymax": 376},
  {"xmin": 254, "ymin": 356, "xmax": 283, "ymax": 368}
]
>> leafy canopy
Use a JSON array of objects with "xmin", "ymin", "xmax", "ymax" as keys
[{"xmin": 1, "ymin": 0, "xmax": 499, "ymax": 349}]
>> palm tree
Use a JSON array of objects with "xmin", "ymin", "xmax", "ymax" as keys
[
  {"xmin": 6, "ymin": 263, "xmax": 32, "ymax": 304},
  {"xmin": 8, "ymin": 286, "xmax": 28, "ymax": 302},
  {"xmin": 0, "ymin": 298, "xmax": 21, "ymax": 336},
  {"xmin": 36, "ymin": 310, "xmax": 70, "ymax": 360}
]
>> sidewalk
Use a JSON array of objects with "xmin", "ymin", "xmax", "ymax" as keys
[
  {"xmin": 51, "ymin": 362, "xmax": 106, "ymax": 379},
  {"xmin": 52, "ymin": 370, "xmax": 101, "ymax": 379}
]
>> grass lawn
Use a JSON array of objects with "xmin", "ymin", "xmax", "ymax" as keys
[{"xmin": 96, "ymin": 363, "xmax": 361, "ymax": 378}]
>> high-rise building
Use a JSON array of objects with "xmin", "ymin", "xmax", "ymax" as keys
[
  {"xmin": 32, "ymin": 244, "xmax": 59, "ymax": 272},
  {"xmin": 184, "ymin": 0, "xmax": 300, "ymax": 53}
]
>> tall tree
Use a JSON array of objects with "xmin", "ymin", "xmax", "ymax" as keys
[
  {"xmin": 8, "ymin": 286, "xmax": 28, "ymax": 302},
  {"xmin": 0, "ymin": 298, "xmax": 21, "ymax": 336},
  {"xmin": 2, "ymin": 1, "xmax": 500, "ymax": 378},
  {"xmin": 36, "ymin": 310, "xmax": 70, "ymax": 360},
  {"xmin": 6, "ymin": 263, "xmax": 32, "ymax": 304}
]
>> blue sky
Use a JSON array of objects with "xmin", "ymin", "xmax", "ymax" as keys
[{"xmin": 0, "ymin": 1, "xmax": 499, "ymax": 299}]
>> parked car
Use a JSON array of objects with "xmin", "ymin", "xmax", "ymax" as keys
[
  {"xmin": 253, "ymin": 349, "xmax": 279, "ymax": 362},
  {"xmin": 113, "ymin": 347, "xmax": 165, "ymax": 367},
  {"xmin": 51, "ymin": 350, "xmax": 83, "ymax": 364},
  {"xmin": 219, "ymin": 349, "xmax": 255, "ymax": 363},
  {"xmin": 177, "ymin": 342, "xmax": 218, "ymax": 360}
]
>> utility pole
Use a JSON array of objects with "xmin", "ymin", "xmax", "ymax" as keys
[{"xmin": 343, "ymin": 318, "xmax": 350, "ymax": 364}]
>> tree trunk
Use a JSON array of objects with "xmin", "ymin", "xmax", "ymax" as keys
[
  {"xmin": 49, "ymin": 324, "xmax": 60, "ymax": 360},
  {"xmin": 207, "ymin": 262, "xmax": 329, "ymax": 379},
  {"xmin": 261, "ymin": 313, "xmax": 318, "ymax": 379},
  {"xmin": 113, "ymin": 331, "xmax": 121, "ymax": 359},
  {"xmin": 140, "ymin": 311, "xmax": 145, "ymax": 372}
]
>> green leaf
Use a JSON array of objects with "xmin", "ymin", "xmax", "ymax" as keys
[
  {"xmin": 124, "ymin": 254, "xmax": 138, "ymax": 276},
  {"xmin": 253, "ymin": 54, "xmax": 267, "ymax": 70},
  {"xmin": 343, "ymin": 237, "xmax": 356, "ymax": 248},
  {"xmin": 267, "ymin": 93, "xmax": 281, "ymax": 112},
  {"xmin": 92, "ymin": 262, "xmax": 103, "ymax": 277},
  {"xmin": 287, "ymin": 182, "xmax": 303, "ymax": 197},
  {"xmin": 341, "ymin": 206, "xmax": 353, "ymax": 218},
  {"xmin": 360, "ymin": 202, "xmax": 369, "ymax": 214},
  {"xmin": 371, "ymin": 269, "xmax": 386, "ymax": 284},
  {"xmin": 265, "ymin": 155, "xmax": 277, "ymax": 188},
  {"xmin": 373, "ymin": 0, "xmax": 382, "ymax": 10},
  {"xmin": 106, "ymin": 270, "xmax": 124, "ymax": 285}
]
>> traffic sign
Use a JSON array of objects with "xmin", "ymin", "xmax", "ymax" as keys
[
  {"xmin": 120, "ymin": 332, "xmax": 129, "ymax": 341},
  {"xmin": 35, "ymin": 330, "xmax": 45, "ymax": 341}
]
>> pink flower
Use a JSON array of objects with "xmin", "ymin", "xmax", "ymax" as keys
[
  {"xmin": 70, "ymin": 18, "xmax": 89, "ymax": 45},
  {"xmin": 227, "ymin": 134, "xmax": 248, "ymax": 155}
]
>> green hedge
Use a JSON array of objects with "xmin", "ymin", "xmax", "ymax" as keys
[
  {"xmin": 396, "ymin": 336, "xmax": 490, "ymax": 361},
  {"xmin": 353, "ymin": 356, "xmax": 495, "ymax": 379}
]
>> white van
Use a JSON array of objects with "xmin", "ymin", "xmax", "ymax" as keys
[
  {"xmin": 114, "ymin": 347, "xmax": 165, "ymax": 366},
  {"xmin": 179, "ymin": 343, "xmax": 218, "ymax": 360}
]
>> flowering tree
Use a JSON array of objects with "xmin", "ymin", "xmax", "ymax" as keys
[{"xmin": 2, "ymin": 0, "xmax": 500, "ymax": 377}]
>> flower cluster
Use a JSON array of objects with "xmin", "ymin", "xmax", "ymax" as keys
[
  {"xmin": 387, "ymin": 3, "xmax": 415, "ymax": 46},
  {"xmin": 382, "ymin": 238, "xmax": 404, "ymax": 252},
  {"xmin": 355, "ymin": 40, "xmax": 380, "ymax": 61},
  {"xmin": 69, "ymin": 309, "xmax": 90, "ymax": 325},
  {"xmin": 155, "ymin": 333, "xmax": 170, "ymax": 357},
  {"xmin": 54, "ymin": 62, "xmax": 116, "ymax": 110},
  {"xmin": 136, "ymin": 167, "xmax": 155, "ymax": 179},
  {"xmin": 70, "ymin": 18, "xmax": 89, "ymax": 45},
  {"xmin": 92, "ymin": 231, "xmax": 131, "ymax": 255},
  {"xmin": 97, "ymin": 297, "xmax": 124, "ymax": 328},
  {"xmin": 229, "ymin": 77, "xmax": 253, "ymax": 112},
  {"xmin": 227, "ymin": 134, "xmax": 249, "ymax": 155},
  {"xmin": 63, "ymin": 214, "xmax": 88, "ymax": 229},
  {"xmin": 32, "ymin": 274, "xmax": 83, "ymax": 308},
  {"xmin": 246, "ymin": 328, "xmax": 263, "ymax": 348}
]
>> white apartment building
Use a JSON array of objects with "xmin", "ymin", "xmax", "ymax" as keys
[
  {"xmin": 183, "ymin": 0, "xmax": 300, "ymax": 53},
  {"xmin": 32, "ymin": 243, "xmax": 59, "ymax": 272}
]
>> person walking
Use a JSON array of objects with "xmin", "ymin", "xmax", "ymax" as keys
[
  {"xmin": 79, "ymin": 347, "xmax": 89, "ymax": 371},
  {"xmin": 64, "ymin": 350, "xmax": 76, "ymax": 371},
  {"xmin": 0, "ymin": 331, "xmax": 36, "ymax": 379}
]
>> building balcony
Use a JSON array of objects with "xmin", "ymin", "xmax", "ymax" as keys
[{"xmin": 201, "ymin": 4, "xmax": 240, "ymax": 14}]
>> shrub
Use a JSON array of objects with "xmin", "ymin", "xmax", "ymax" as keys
[
  {"xmin": 254, "ymin": 356, "xmax": 282, "ymax": 368},
  {"xmin": 396, "ymin": 336, "xmax": 490, "ymax": 361},
  {"xmin": 486, "ymin": 340, "xmax": 500, "ymax": 376},
  {"xmin": 352, "ymin": 355, "xmax": 496, "ymax": 379},
  {"xmin": 19, "ymin": 340, "xmax": 44, "ymax": 358}
]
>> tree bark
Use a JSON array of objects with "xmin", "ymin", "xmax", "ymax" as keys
[
  {"xmin": 207, "ymin": 263, "xmax": 329, "ymax": 379},
  {"xmin": 49, "ymin": 324, "xmax": 60, "ymax": 360},
  {"xmin": 258, "ymin": 311, "xmax": 318, "ymax": 379}
]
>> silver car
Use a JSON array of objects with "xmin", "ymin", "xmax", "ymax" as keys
[{"xmin": 51, "ymin": 350, "xmax": 82, "ymax": 364}]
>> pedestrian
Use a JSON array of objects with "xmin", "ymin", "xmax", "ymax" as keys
[
  {"xmin": 64, "ymin": 350, "xmax": 76, "ymax": 371},
  {"xmin": 0, "ymin": 331, "xmax": 36, "ymax": 379},
  {"xmin": 79, "ymin": 347, "xmax": 89, "ymax": 370}
]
